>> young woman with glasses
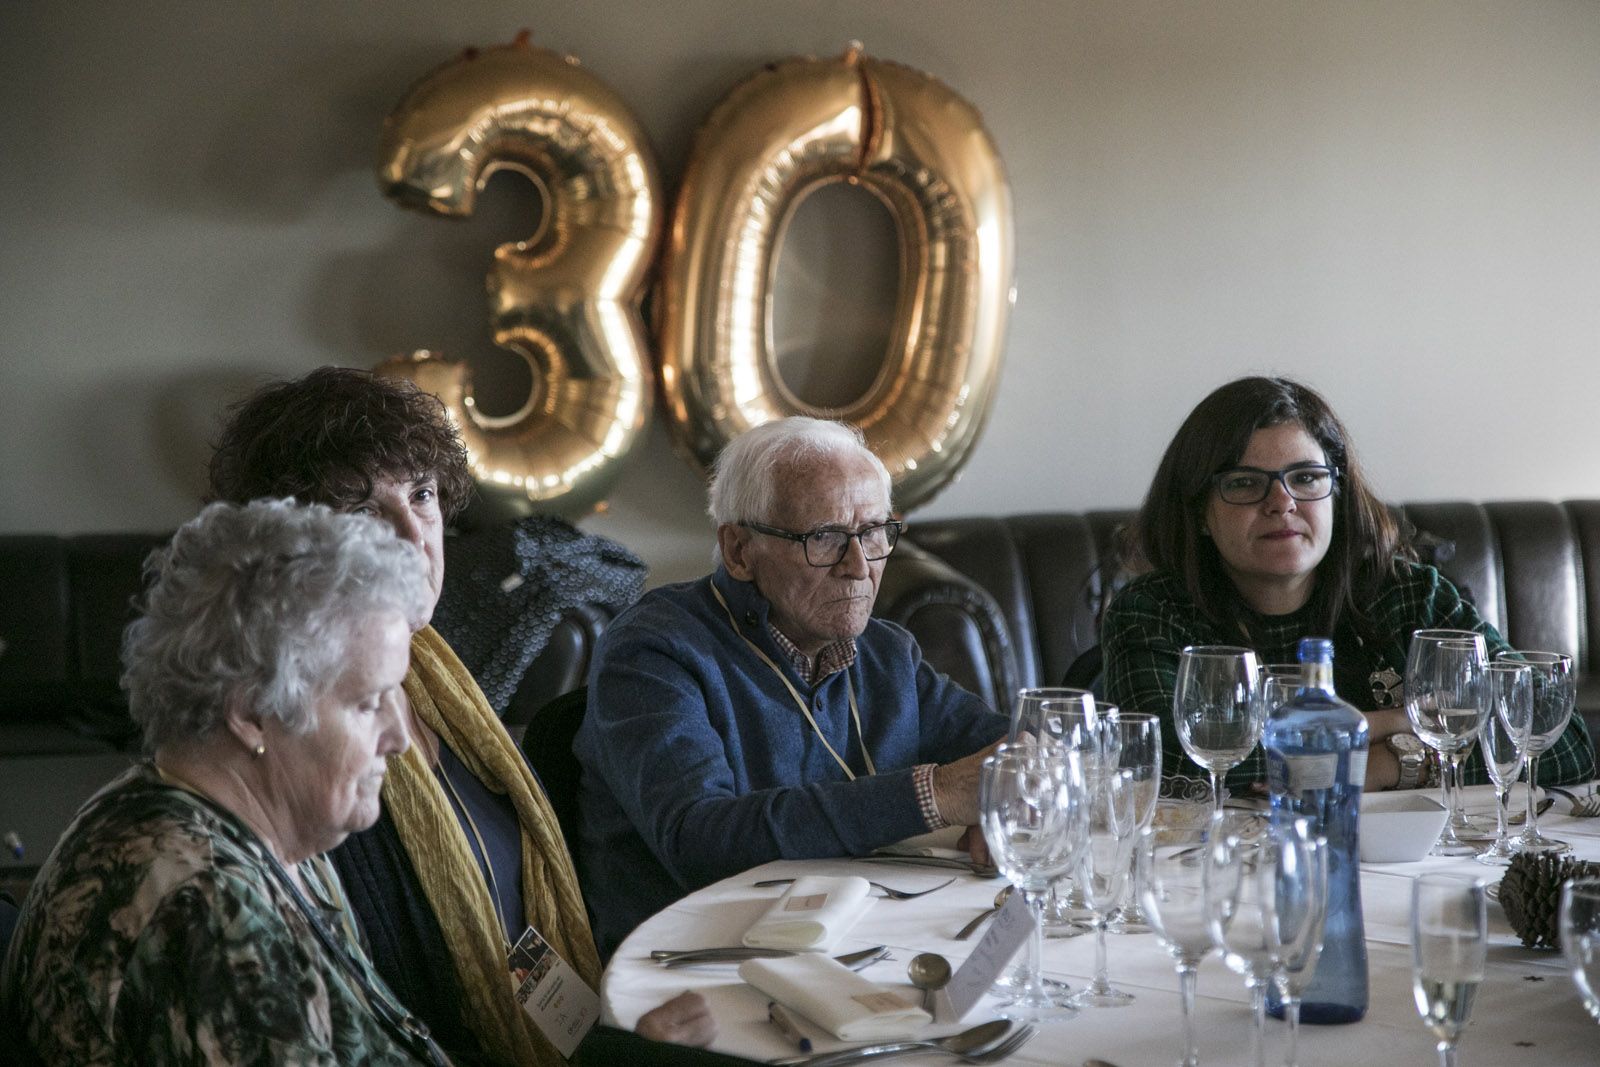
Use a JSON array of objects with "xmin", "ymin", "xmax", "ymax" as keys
[{"xmin": 1101, "ymin": 376, "xmax": 1593, "ymax": 794}]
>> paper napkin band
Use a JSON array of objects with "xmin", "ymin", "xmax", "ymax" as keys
[
  {"xmin": 742, "ymin": 875, "xmax": 874, "ymax": 951},
  {"xmin": 739, "ymin": 953, "xmax": 930, "ymax": 1040}
]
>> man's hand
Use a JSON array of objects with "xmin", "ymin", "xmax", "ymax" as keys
[
  {"xmin": 930, "ymin": 738, "xmax": 1005, "ymax": 828},
  {"xmin": 635, "ymin": 991, "xmax": 716, "ymax": 1047},
  {"xmin": 956, "ymin": 824, "xmax": 992, "ymax": 869}
]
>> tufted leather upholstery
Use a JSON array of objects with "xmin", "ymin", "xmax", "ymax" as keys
[
  {"xmin": 0, "ymin": 532, "xmax": 615, "ymax": 756},
  {"xmin": 877, "ymin": 501, "xmax": 1600, "ymax": 743}
]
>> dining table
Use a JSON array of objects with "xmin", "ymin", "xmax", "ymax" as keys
[{"xmin": 601, "ymin": 785, "xmax": 1600, "ymax": 1065}]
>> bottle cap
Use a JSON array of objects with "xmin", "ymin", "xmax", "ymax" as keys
[{"xmin": 1296, "ymin": 636, "xmax": 1334, "ymax": 662}]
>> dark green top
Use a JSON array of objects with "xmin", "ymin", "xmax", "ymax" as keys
[
  {"xmin": 1102, "ymin": 561, "xmax": 1595, "ymax": 794},
  {"xmin": 1, "ymin": 764, "xmax": 442, "ymax": 1066}
]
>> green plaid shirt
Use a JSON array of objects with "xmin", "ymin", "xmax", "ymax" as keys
[{"xmin": 1102, "ymin": 561, "xmax": 1594, "ymax": 794}]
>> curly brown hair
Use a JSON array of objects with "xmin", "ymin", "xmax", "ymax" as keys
[{"xmin": 208, "ymin": 366, "xmax": 474, "ymax": 521}]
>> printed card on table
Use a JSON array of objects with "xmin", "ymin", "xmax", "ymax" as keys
[
  {"xmin": 508, "ymin": 926, "xmax": 599, "ymax": 1057},
  {"xmin": 939, "ymin": 891, "xmax": 1034, "ymax": 1022}
]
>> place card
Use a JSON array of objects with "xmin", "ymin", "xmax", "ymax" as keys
[
  {"xmin": 508, "ymin": 926, "xmax": 599, "ymax": 1057},
  {"xmin": 936, "ymin": 890, "xmax": 1032, "ymax": 1022}
]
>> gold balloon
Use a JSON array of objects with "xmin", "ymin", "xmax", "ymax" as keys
[
  {"xmin": 375, "ymin": 35, "xmax": 662, "ymax": 515},
  {"xmin": 657, "ymin": 46, "xmax": 1015, "ymax": 511}
]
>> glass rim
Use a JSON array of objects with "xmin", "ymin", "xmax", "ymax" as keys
[
  {"xmin": 1501, "ymin": 649, "xmax": 1574, "ymax": 665},
  {"xmin": 1178, "ymin": 644, "xmax": 1255, "ymax": 658},
  {"xmin": 1412, "ymin": 871, "xmax": 1488, "ymax": 890}
]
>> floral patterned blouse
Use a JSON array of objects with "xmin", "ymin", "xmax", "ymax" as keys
[{"xmin": 1, "ymin": 764, "xmax": 445, "ymax": 1066}]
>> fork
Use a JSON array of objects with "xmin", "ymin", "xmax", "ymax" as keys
[
  {"xmin": 753, "ymin": 876, "xmax": 957, "ymax": 901},
  {"xmin": 1545, "ymin": 785, "xmax": 1600, "ymax": 817},
  {"xmin": 779, "ymin": 1024, "xmax": 1036, "ymax": 1066}
]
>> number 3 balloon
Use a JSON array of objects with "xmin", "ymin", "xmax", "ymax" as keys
[
  {"xmin": 657, "ymin": 45, "xmax": 1015, "ymax": 511},
  {"xmin": 374, "ymin": 34, "xmax": 662, "ymax": 515}
]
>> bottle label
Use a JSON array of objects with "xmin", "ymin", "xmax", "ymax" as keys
[
  {"xmin": 1348, "ymin": 749, "xmax": 1367, "ymax": 787},
  {"xmin": 1283, "ymin": 753, "xmax": 1338, "ymax": 793}
]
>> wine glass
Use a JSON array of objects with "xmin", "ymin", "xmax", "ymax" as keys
[
  {"xmin": 1174, "ymin": 645, "xmax": 1262, "ymax": 815},
  {"xmin": 979, "ymin": 742, "xmax": 1089, "ymax": 1021},
  {"xmin": 1069, "ymin": 760, "xmax": 1139, "ymax": 1008},
  {"xmin": 1500, "ymin": 650, "xmax": 1576, "ymax": 854},
  {"xmin": 1138, "ymin": 826, "xmax": 1219, "ymax": 1067},
  {"xmin": 1205, "ymin": 813, "xmax": 1315, "ymax": 1067},
  {"xmin": 1411, "ymin": 873, "xmax": 1488, "ymax": 1067},
  {"xmin": 1040, "ymin": 699, "xmax": 1119, "ymax": 933},
  {"xmin": 1474, "ymin": 661, "xmax": 1532, "ymax": 866},
  {"xmin": 1258, "ymin": 663, "xmax": 1302, "ymax": 718},
  {"xmin": 1269, "ymin": 820, "xmax": 1327, "ymax": 1067},
  {"xmin": 1560, "ymin": 877, "xmax": 1600, "ymax": 1023},
  {"xmin": 1405, "ymin": 630, "xmax": 1489, "ymax": 856},
  {"xmin": 1108, "ymin": 712, "xmax": 1162, "ymax": 934},
  {"xmin": 1011, "ymin": 686, "xmax": 1095, "ymax": 745}
]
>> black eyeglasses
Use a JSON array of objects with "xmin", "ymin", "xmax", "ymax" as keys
[
  {"xmin": 1212, "ymin": 464, "xmax": 1338, "ymax": 505},
  {"xmin": 739, "ymin": 519, "xmax": 903, "ymax": 567}
]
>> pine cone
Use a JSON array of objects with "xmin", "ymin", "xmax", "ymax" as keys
[{"xmin": 1499, "ymin": 852, "xmax": 1600, "ymax": 949}]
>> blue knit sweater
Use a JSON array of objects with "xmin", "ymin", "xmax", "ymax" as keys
[{"xmin": 573, "ymin": 567, "xmax": 1002, "ymax": 955}]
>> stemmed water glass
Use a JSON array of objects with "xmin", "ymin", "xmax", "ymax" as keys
[
  {"xmin": 1174, "ymin": 646, "xmax": 1262, "ymax": 815},
  {"xmin": 1069, "ymin": 760, "xmax": 1139, "ymax": 1007},
  {"xmin": 1138, "ymin": 827, "xmax": 1221, "ymax": 1067},
  {"xmin": 1108, "ymin": 712, "xmax": 1162, "ymax": 934},
  {"xmin": 1411, "ymin": 873, "xmax": 1488, "ymax": 1067},
  {"xmin": 1011, "ymin": 686, "xmax": 1096, "ymax": 745},
  {"xmin": 1405, "ymin": 630, "xmax": 1489, "ymax": 856},
  {"xmin": 1500, "ymin": 650, "xmax": 1576, "ymax": 854},
  {"xmin": 1474, "ymin": 661, "xmax": 1532, "ymax": 866},
  {"xmin": 1257, "ymin": 663, "xmax": 1302, "ymax": 718},
  {"xmin": 1560, "ymin": 877, "xmax": 1600, "ymax": 1023},
  {"xmin": 1205, "ymin": 814, "xmax": 1318, "ymax": 1067},
  {"xmin": 979, "ymin": 742, "xmax": 1090, "ymax": 1022},
  {"xmin": 1269, "ymin": 820, "xmax": 1327, "ymax": 1067}
]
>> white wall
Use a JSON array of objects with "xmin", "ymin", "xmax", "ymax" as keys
[{"xmin": 3, "ymin": 1, "xmax": 1597, "ymax": 585}]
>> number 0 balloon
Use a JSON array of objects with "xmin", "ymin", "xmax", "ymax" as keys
[
  {"xmin": 374, "ymin": 34, "xmax": 662, "ymax": 515},
  {"xmin": 657, "ymin": 45, "xmax": 1015, "ymax": 511}
]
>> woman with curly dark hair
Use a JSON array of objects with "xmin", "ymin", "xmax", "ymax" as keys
[
  {"xmin": 208, "ymin": 367, "xmax": 713, "ymax": 1066},
  {"xmin": 1102, "ymin": 375, "xmax": 1593, "ymax": 795}
]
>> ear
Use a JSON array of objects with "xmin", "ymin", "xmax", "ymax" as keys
[
  {"xmin": 221, "ymin": 689, "xmax": 269, "ymax": 756},
  {"xmin": 719, "ymin": 523, "xmax": 757, "ymax": 581}
]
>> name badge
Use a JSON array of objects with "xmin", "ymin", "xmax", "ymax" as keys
[{"xmin": 508, "ymin": 926, "xmax": 599, "ymax": 1058}]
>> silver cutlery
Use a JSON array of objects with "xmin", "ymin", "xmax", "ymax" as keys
[
  {"xmin": 1544, "ymin": 785, "xmax": 1600, "ymax": 817},
  {"xmin": 864, "ymin": 851, "xmax": 998, "ymax": 876},
  {"xmin": 772, "ymin": 1018, "xmax": 1014, "ymax": 1066},
  {"xmin": 650, "ymin": 944, "xmax": 889, "ymax": 970},
  {"xmin": 754, "ymin": 876, "xmax": 956, "ymax": 901},
  {"xmin": 906, "ymin": 952, "xmax": 952, "ymax": 1012},
  {"xmin": 954, "ymin": 886, "xmax": 1013, "ymax": 941}
]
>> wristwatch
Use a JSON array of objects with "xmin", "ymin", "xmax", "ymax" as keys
[{"xmin": 1388, "ymin": 733, "xmax": 1427, "ymax": 790}]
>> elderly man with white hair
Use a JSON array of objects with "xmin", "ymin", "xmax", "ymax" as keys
[{"xmin": 575, "ymin": 417, "xmax": 1004, "ymax": 954}]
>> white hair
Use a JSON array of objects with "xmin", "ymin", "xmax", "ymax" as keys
[
  {"xmin": 122, "ymin": 498, "xmax": 431, "ymax": 751},
  {"xmin": 707, "ymin": 417, "xmax": 892, "ymax": 564}
]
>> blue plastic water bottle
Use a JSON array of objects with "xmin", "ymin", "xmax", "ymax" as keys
[{"xmin": 1264, "ymin": 636, "xmax": 1369, "ymax": 1023}]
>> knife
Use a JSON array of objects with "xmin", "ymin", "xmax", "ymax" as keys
[
  {"xmin": 651, "ymin": 945, "xmax": 889, "ymax": 970},
  {"xmin": 862, "ymin": 853, "xmax": 1000, "ymax": 878}
]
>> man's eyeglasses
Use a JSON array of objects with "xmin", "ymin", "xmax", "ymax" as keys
[
  {"xmin": 1211, "ymin": 464, "xmax": 1338, "ymax": 506},
  {"xmin": 739, "ymin": 519, "xmax": 903, "ymax": 567}
]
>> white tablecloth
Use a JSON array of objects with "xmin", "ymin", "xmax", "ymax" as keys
[{"xmin": 603, "ymin": 787, "xmax": 1600, "ymax": 1065}]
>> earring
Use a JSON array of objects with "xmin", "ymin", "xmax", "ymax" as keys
[{"xmin": 252, "ymin": 743, "xmax": 266, "ymax": 758}]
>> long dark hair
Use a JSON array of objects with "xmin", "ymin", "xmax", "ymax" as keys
[{"xmin": 1130, "ymin": 376, "xmax": 1405, "ymax": 640}]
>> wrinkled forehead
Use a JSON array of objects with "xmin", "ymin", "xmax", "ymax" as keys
[{"xmin": 767, "ymin": 451, "xmax": 891, "ymax": 528}]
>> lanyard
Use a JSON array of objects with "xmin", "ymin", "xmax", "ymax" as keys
[
  {"xmin": 435, "ymin": 757, "xmax": 514, "ymax": 950},
  {"xmin": 711, "ymin": 582, "xmax": 877, "ymax": 780},
  {"xmin": 150, "ymin": 763, "xmax": 448, "ymax": 1067}
]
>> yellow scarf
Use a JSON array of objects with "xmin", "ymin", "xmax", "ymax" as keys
[{"xmin": 383, "ymin": 626, "xmax": 600, "ymax": 1067}]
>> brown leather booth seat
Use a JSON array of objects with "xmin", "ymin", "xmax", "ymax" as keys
[
  {"xmin": 876, "ymin": 501, "xmax": 1600, "ymax": 744},
  {"xmin": 0, "ymin": 533, "xmax": 613, "ymax": 757}
]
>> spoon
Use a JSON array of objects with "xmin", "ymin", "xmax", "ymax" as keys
[
  {"xmin": 771, "ymin": 1018, "xmax": 1010, "ymax": 1067},
  {"xmin": 955, "ymin": 886, "xmax": 1013, "ymax": 941},
  {"xmin": 907, "ymin": 951, "xmax": 952, "ymax": 1013}
]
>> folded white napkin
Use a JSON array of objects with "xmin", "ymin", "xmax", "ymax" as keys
[
  {"xmin": 741, "ymin": 875, "xmax": 874, "ymax": 952},
  {"xmin": 740, "ymin": 953, "xmax": 931, "ymax": 1040}
]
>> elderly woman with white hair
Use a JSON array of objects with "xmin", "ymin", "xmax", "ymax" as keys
[{"xmin": 0, "ymin": 499, "xmax": 448, "ymax": 1065}]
